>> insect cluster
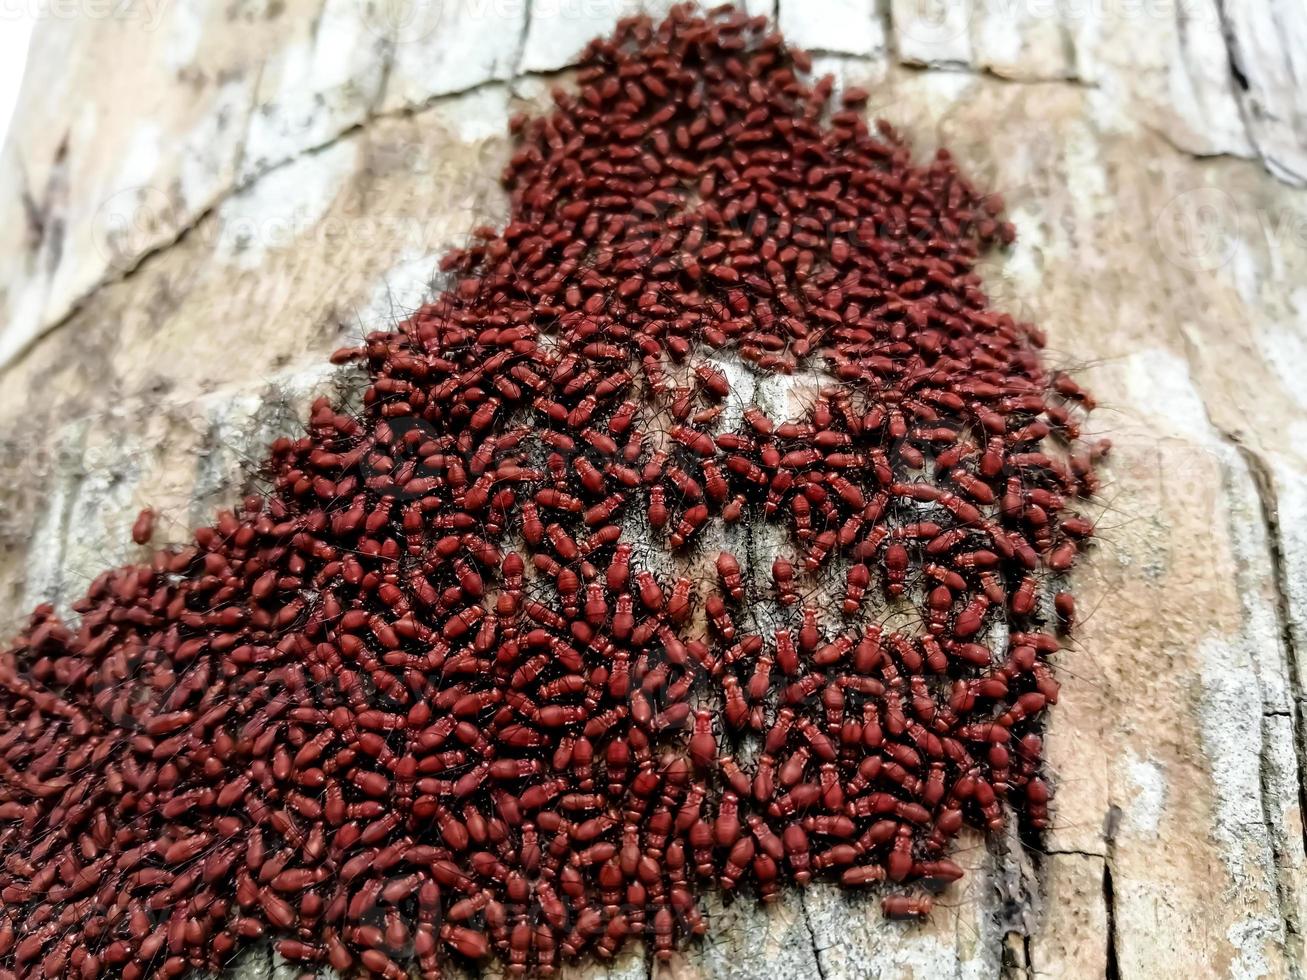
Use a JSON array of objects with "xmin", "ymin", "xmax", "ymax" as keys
[{"xmin": 0, "ymin": 5, "xmax": 1104, "ymax": 978}]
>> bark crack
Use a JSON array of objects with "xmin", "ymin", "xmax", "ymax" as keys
[
  {"xmin": 1177, "ymin": 323, "xmax": 1307, "ymax": 941},
  {"xmin": 1227, "ymin": 439, "xmax": 1307, "ymax": 838},
  {"xmin": 370, "ymin": 33, "xmax": 396, "ymax": 120},
  {"xmin": 798, "ymin": 889, "xmax": 828, "ymax": 980},
  {"xmin": 1102, "ymin": 858, "xmax": 1120, "ymax": 980},
  {"xmin": 514, "ymin": 0, "xmax": 535, "ymax": 79},
  {"xmin": 877, "ymin": 0, "xmax": 899, "ymax": 64},
  {"xmin": 1230, "ymin": 439, "xmax": 1307, "ymax": 974},
  {"xmin": 904, "ymin": 60, "xmax": 1096, "ymax": 89},
  {"xmin": 1, "ymin": 14, "xmax": 1296, "ymax": 376},
  {"xmin": 1208, "ymin": 0, "xmax": 1306, "ymax": 186},
  {"xmin": 46, "ymin": 442, "xmax": 83, "ymax": 619},
  {"xmin": 1139, "ymin": 117, "xmax": 1255, "ymax": 164},
  {"xmin": 1042, "ymin": 847, "xmax": 1106, "ymax": 859},
  {"xmin": 230, "ymin": 60, "xmax": 266, "ymax": 208},
  {"xmin": 1097, "ymin": 804, "xmax": 1122, "ymax": 980},
  {"xmin": 0, "ymin": 62, "xmax": 564, "ymax": 372},
  {"xmin": 1173, "ymin": 324, "xmax": 1307, "ymax": 972}
]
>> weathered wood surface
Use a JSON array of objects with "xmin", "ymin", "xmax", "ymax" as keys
[{"xmin": 1, "ymin": 2, "xmax": 1306, "ymax": 978}]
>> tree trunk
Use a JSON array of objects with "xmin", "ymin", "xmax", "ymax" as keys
[{"xmin": 0, "ymin": 2, "xmax": 1305, "ymax": 978}]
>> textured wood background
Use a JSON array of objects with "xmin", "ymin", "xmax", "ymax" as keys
[{"xmin": 0, "ymin": 1, "xmax": 1305, "ymax": 977}]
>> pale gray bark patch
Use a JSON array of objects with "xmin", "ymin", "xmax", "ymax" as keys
[
  {"xmin": 779, "ymin": 0, "xmax": 887, "ymax": 58},
  {"xmin": 6, "ymin": 0, "xmax": 1306, "ymax": 376},
  {"xmin": 1216, "ymin": 0, "xmax": 1307, "ymax": 184}
]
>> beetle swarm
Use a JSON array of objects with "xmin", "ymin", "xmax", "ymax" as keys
[{"xmin": 0, "ymin": 5, "xmax": 1103, "ymax": 978}]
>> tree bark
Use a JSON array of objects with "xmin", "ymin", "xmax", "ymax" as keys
[{"xmin": 0, "ymin": 1, "xmax": 1305, "ymax": 978}]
